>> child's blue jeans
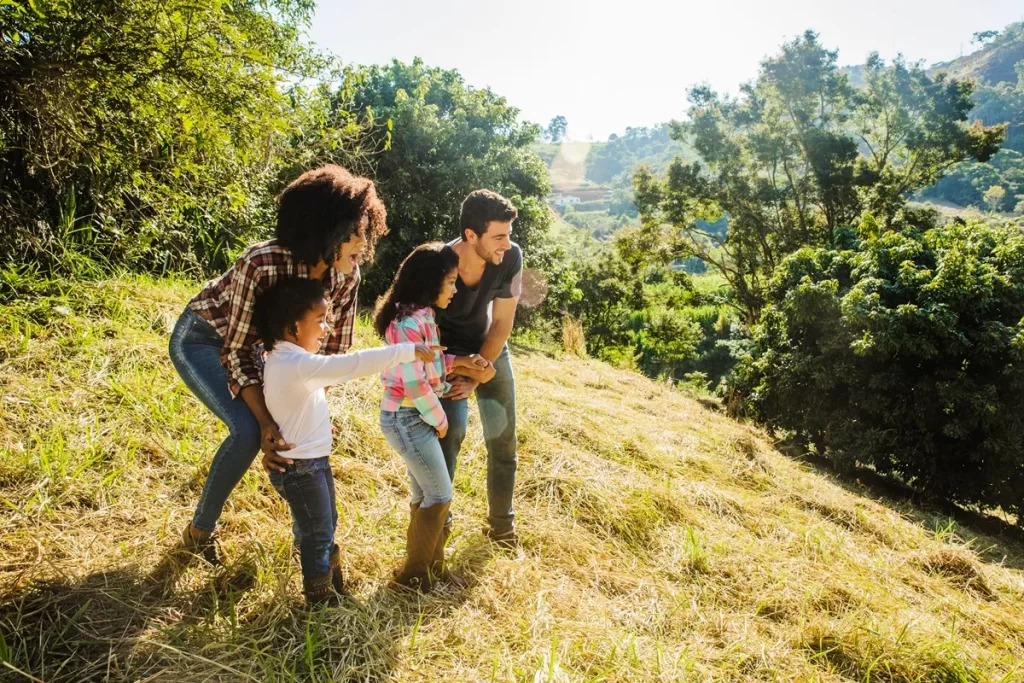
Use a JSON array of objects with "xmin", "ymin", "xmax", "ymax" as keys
[
  {"xmin": 380, "ymin": 407, "xmax": 453, "ymax": 509},
  {"xmin": 268, "ymin": 457, "xmax": 337, "ymax": 578}
]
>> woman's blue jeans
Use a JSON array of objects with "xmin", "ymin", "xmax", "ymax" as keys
[{"xmin": 168, "ymin": 308, "xmax": 262, "ymax": 534}]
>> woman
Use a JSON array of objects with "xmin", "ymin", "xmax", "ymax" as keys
[{"xmin": 168, "ymin": 165, "xmax": 387, "ymax": 569}]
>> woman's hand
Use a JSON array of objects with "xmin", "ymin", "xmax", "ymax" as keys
[
  {"xmin": 260, "ymin": 421, "xmax": 294, "ymax": 474},
  {"xmin": 414, "ymin": 344, "xmax": 446, "ymax": 363},
  {"xmin": 437, "ymin": 422, "xmax": 449, "ymax": 439},
  {"xmin": 239, "ymin": 386, "xmax": 293, "ymax": 474}
]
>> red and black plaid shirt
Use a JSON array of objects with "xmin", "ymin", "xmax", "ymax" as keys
[{"xmin": 188, "ymin": 239, "xmax": 359, "ymax": 397}]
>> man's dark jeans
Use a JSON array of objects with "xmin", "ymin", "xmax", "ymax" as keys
[{"xmin": 438, "ymin": 347, "xmax": 517, "ymax": 536}]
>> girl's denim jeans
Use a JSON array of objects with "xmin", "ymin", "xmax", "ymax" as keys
[
  {"xmin": 268, "ymin": 456, "xmax": 336, "ymax": 578},
  {"xmin": 380, "ymin": 407, "xmax": 453, "ymax": 509}
]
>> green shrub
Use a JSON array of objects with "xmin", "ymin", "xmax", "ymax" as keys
[
  {"xmin": 733, "ymin": 215, "xmax": 1024, "ymax": 519},
  {"xmin": 0, "ymin": 0, "xmax": 364, "ymax": 275}
]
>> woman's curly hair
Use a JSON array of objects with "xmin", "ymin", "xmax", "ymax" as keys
[{"xmin": 275, "ymin": 165, "xmax": 388, "ymax": 266}]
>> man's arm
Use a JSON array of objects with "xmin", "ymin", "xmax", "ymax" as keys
[
  {"xmin": 445, "ymin": 296, "xmax": 519, "ymax": 400},
  {"xmin": 479, "ymin": 296, "xmax": 519, "ymax": 363}
]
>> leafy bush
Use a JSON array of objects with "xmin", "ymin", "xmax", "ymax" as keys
[
  {"xmin": 1, "ymin": 0, "xmax": 363, "ymax": 275},
  {"xmin": 342, "ymin": 59, "xmax": 552, "ymax": 301},
  {"xmin": 734, "ymin": 215, "xmax": 1024, "ymax": 518}
]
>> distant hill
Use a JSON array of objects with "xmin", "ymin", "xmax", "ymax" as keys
[
  {"xmin": 921, "ymin": 23, "xmax": 1024, "ymax": 213},
  {"xmin": 844, "ymin": 24, "xmax": 1023, "ymax": 90},
  {"xmin": 537, "ymin": 23, "xmax": 1024, "ymax": 219},
  {"xmin": 930, "ymin": 23, "xmax": 1024, "ymax": 85}
]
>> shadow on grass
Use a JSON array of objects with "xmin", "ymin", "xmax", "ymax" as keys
[
  {"xmin": 0, "ymin": 539, "xmax": 491, "ymax": 682},
  {"xmin": 773, "ymin": 437, "xmax": 1024, "ymax": 571}
]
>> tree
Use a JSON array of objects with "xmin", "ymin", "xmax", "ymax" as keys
[
  {"xmin": 634, "ymin": 31, "xmax": 1004, "ymax": 323},
  {"xmin": 971, "ymin": 30, "xmax": 999, "ymax": 44},
  {"xmin": 337, "ymin": 59, "xmax": 553, "ymax": 301},
  {"xmin": 0, "ymin": 0, "xmax": 362, "ymax": 274},
  {"xmin": 733, "ymin": 216, "xmax": 1024, "ymax": 520},
  {"xmin": 984, "ymin": 184, "xmax": 1008, "ymax": 211},
  {"xmin": 545, "ymin": 115, "xmax": 568, "ymax": 143}
]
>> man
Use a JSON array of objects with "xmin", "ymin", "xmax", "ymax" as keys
[{"xmin": 436, "ymin": 189, "xmax": 523, "ymax": 549}]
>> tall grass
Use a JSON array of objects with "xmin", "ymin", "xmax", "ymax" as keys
[{"xmin": 0, "ymin": 270, "xmax": 1022, "ymax": 681}]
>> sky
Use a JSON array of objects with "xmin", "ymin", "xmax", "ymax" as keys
[{"xmin": 307, "ymin": 0, "xmax": 1024, "ymax": 141}]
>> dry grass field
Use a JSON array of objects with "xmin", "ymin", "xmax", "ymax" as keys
[{"xmin": 1, "ymin": 272, "xmax": 1022, "ymax": 681}]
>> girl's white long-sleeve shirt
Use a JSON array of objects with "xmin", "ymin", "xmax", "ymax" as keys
[{"xmin": 263, "ymin": 341, "xmax": 416, "ymax": 459}]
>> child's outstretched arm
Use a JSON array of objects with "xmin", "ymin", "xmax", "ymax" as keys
[{"xmin": 298, "ymin": 344, "xmax": 417, "ymax": 391}]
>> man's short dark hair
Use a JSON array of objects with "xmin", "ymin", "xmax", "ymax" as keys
[
  {"xmin": 459, "ymin": 189, "xmax": 517, "ymax": 240},
  {"xmin": 275, "ymin": 164, "xmax": 388, "ymax": 266}
]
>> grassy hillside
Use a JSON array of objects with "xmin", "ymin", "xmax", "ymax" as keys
[
  {"xmin": 1, "ymin": 273, "xmax": 1023, "ymax": 681},
  {"xmin": 930, "ymin": 24, "xmax": 1024, "ymax": 86}
]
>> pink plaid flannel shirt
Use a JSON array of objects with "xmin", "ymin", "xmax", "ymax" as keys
[{"xmin": 380, "ymin": 308, "xmax": 454, "ymax": 429}]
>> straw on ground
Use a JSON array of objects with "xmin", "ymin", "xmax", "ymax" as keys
[{"xmin": 1, "ymin": 272, "xmax": 1022, "ymax": 681}]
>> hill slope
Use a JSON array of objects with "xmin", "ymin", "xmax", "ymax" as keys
[
  {"xmin": 930, "ymin": 24, "xmax": 1024, "ymax": 85},
  {"xmin": 1, "ymin": 274, "xmax": 1023, "ymax": 681}
]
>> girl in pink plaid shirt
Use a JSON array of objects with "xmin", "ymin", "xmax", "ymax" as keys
[{"xmin": 374, "ymin": 243, "xmax": 494, "ymax": 592}]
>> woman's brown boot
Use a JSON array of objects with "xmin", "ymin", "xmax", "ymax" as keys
[{"xmin": 181, "ymin": 522, "xmax": 221, "ymax": 566}]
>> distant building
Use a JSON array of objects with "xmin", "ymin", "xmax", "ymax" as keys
[{"xmin": 553, "ymin": 194, "xmax": 581, "ymax": 207}]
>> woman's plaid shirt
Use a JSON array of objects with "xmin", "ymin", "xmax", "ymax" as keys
[{"xmin": 187, "ymin": 239, "xmax": 359, "ymax": 397}]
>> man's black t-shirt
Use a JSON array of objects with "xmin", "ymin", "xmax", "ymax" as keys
[{"xmin": 436, "ymin": 240, "xmax": 523, "ymax": 356}]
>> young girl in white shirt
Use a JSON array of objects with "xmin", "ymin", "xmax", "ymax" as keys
[{"xmin": 257, "ymin": 277, "xmax": 437, "ymax": 606}]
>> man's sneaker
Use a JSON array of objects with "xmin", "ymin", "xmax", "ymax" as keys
[
  {"xmin": 484, "ymin": 528, "xmax": 519, "ymax": 551},
  {"xmin": 181, "ymin": 522, "xmax": 222, "ymax": 566}
]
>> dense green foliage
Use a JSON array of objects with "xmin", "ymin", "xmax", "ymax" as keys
[
  {"xmin": 555, "ymin": 237, "xmax": 736, "ymax": 384},
  {"xmin": 337, "ymin": 59, "xmax": 555, "ymax": 302},
  {"xmin": 0, "ymin": 5, "xmax": 569, "ymax": 329},
  {"xmin": 635, "ymin": 31, "xmax": 1003, "ymax": 324},
  {"xmin": 0, "ymin": 0, "xmax": 366, "ymax": 275},
  {"xmin": 633, "ymin": 30, "xmax": 1020, "ymax": 516},
  {"xmin": 734, "ymin": 216, "xmax": 1024, "ymax": 518}
]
